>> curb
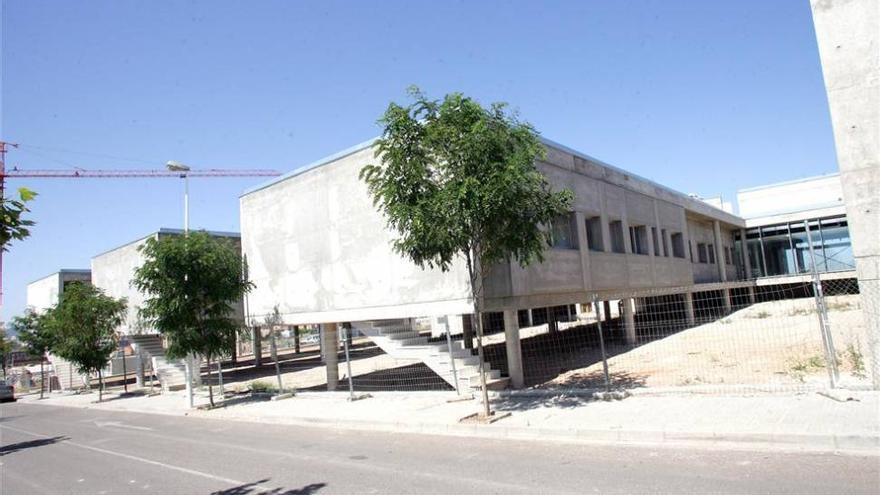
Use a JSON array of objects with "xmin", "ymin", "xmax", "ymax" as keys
[{"xmin": 18, "ymin": 397, "xmax": 879, "ymax": 455}]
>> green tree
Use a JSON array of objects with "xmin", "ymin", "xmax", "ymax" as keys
[
  {"xmin": 360, "ymin": 88, "xmax": 572, "ymax": 416},
  {"xmin": 1, "ymin": 187, "xmax": 38, "ymax": 251},
  {"xmin": 10, "ymin": 309, "xmax": 55, "ymax": 398},
  {"xmin": 47, "ymin": 283, "xmax": 127, "ymax": 402},
  {"xmin": 0, "ymin": 328, "xmax": 13, "ymax": 377},
  {"xmin": 132, "ymin": 231, "xmax": 253, "ymax": 407}
]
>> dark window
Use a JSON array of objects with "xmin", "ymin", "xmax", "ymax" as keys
[
  {"xmin": 698, "ymin": 243, "xmax": 708, "ymax": 263},
  {"xmin": 671, "ymin": 232, "xmax": 686, "ymax": 258},
  {"xmin": 662, "ymin": 229, "xmax": 671, "ymax": 257},
  {"xmin": 629, "ymin": 225, "xmax": 649, "ymax": 255},
  {"xmin": 708, "ymin": 243, "xmax": 716, "ymax": 264},
  {"xmin": 651, "ymin": 227, "xmax": 661, "ymax": 256},
  {"xmin": 585, "ymin": 216, "xmax": 604, "ymax": 252},
  {"xmin": 550, "ymin": 213, "xmax": 578, "ymax": 250},
  {"xmin": 609, "ymin": 220, "xmax": 626, "ymax": 254}
]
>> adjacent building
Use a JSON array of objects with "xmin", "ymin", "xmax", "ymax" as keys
[{"xmin": 734, "ymin": 173, "xmax": 854, "ymax": 279}]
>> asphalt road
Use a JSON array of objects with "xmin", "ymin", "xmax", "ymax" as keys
[{"xmin": 1, "ymin": 402, "xmax": 877, "ymax": 494}]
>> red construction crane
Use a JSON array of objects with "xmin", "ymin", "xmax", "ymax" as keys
[{"xmin": 0, "ymin": 140, "xmax": 282, "ymax": 307}]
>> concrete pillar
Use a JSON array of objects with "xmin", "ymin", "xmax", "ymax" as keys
[
  {"xmin": 747, "ymin": 286, "xmax": 756, "ymax": 304},
  {"xmin": 503, "ymin": 309, "xmax": 524, "ymax": 389},
  {"xmin": 684, "ymin": 292, "xmax": 696, "ymax": 326},
  {"xmin": 811, "ymin": 0, "xmax": 880, "ymax": 390},
  {"xmin": 526, "ymin": 309, "xmax": 534, "ymax": 327},
  {"xmin": 740, "ymin": 228, "xmax": 751, "ymax": 280},
  {"xmin": 713, "ymin": 220, "xmax": 728, "ymax": 282},
  {"xmin": 253, "ymin": 326, "xmax": 263, "ymax": 367},
  {"xmin": 322, "ymin": 323, "xmax": 339, "ymax": 391},
  {"xmin": 622, "ymin": 298, "xmax": 636, "ymax": 345},
  {"xmin": 722, "ymin": 288, "xmax": 732, "ymax": 314},
  {"xmin": 603, "ymin": 301, "xmax": 612, "ymax": 322},
  {"xmin": 135, "ymin": 352, "xmax": 145, "ymax": 387}
]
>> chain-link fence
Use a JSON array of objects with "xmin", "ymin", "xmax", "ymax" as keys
[{"xmin": 206, "ymin": 274, "xmax": 874, "ymax": 399}]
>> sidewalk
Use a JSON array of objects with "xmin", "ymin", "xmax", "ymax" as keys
[{"xmin": 15, "ymin": 388, "xmax": 880, "ymax": 455}]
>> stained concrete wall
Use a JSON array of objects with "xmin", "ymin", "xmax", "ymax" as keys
[
  {"xmin": 240, "ymin": 145, "xmax": 473, "ymax": 325},
  {"xmin": 241, "ymin": 139, "xmax": 744, "ymax": 322},
  {"xmin": 91, "ymin": 229, "xmax": 244, "ymax": 334},
  {"xmin": 811, "ymin": 0, "xmax": 880, "ymax": 388}
]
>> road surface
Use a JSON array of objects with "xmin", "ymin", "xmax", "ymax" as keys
[{"xmin": 1, "ymin": 402, "xmax": 877, "ymax": 494}]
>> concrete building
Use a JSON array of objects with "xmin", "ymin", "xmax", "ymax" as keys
[
  {"xmin": 25, "ymin": 269, "xmax": 93, "ymax": 390},
  {"xmin": 734, "ymin": 173, "xmax": 854, "ymax": 279},
  {"xmin": 811, "ymin": 0, "xmax": 880, "ymax": 389},
  {"xmin": 240, "ymin": 138, "xmax": 745, "ymax": 390},
  {"xmin": 26, "ymin": 269, "xmax": 92, "ymax": 312},
  {"xmin": 91, "ymin": 228, "xmax": 244, "ymax": 391}
]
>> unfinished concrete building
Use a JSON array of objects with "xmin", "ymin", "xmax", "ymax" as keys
[
  {"xmin": 26, "ymin": 269, "xmax": 93, "ymax": 390},
  {"xmin": 91, "ymin": 228, "xmax": 244, "ymax": 391},
  {"xmin": 240, "ymin": 138, "xmax": 746, "ymax": 390}
]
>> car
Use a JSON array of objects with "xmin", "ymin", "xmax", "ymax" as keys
[{"xmin": 0, "ymin": 383, "xmax": 15, "ymax": 403}]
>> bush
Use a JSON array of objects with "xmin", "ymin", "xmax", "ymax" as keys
[{"xmin": 249, "ymin": 381, "xmax": 277, "ymax": 393}]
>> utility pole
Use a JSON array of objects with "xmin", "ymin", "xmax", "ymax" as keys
[{"xmin": 0, "ymin": 141, "xmax": 20, "ymax": 307}]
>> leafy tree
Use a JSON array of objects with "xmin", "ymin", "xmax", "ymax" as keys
[
  {"xmin": 47, "ymin": 283, "xmax": 127, "ymax": 402},
  {"xmin": 0, "ymin": 328, "xmax": 13, "ymax": 377},
  {"xmin": 1, "ymin": 187, "xmax": 38, "ymax": 251},
  {"xmin": 133, "ymin": 231, "xmax": 253, "ymax": 407},
  {"xmin": 10, "ymin": 309, "xmax": 55, "ymax": 398},
  {"xmin": 361, "ymin": 88, "xmax": 572, "ymax": 416}
]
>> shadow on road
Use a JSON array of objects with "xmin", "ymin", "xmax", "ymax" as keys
[
  {"xmin": 0, "ymin": 435, "xmax": 68, "ymax": 456},
  {"xmin": 210, "ymin": 479, "xmax": 326, "ymax": 495}
]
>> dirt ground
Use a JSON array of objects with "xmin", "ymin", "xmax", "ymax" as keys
[{"xmin": 541, "ymin": 294, "xmax": 872, "ymax": 390}]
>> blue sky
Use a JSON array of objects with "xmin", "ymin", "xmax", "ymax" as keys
[{"xmin": 1, "ymin": 0, "xmax": 836, "ymax": 320}]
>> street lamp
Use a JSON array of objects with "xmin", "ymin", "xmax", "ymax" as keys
[{"xmin": 166, "ymin": 160, "xmax": 194, "ymax": 408}]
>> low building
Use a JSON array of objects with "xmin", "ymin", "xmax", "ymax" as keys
[{"xmin": 734, "ymin": 173, "xmax": 854, "ymax": 279}]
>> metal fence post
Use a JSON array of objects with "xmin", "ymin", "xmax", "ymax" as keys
[
  {"xmin": 805, "ymin": 220, "xmax": 839, "ymax": 388},
  {"xmin": 592, "ymin": 296, "xmax": 612, "ymax": 393},
  {"xmin": 445, "ymin": 321, "xmax": 461, "ymax": 394},
  {"xmin": 270, "ymin": 329, "xmax": 283, "ymax": 394},
  {"xmin": 343, "ymin": 326, "xmax": 355, "ymax": 401}
]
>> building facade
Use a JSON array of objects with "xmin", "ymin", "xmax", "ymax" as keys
[{"xmin": 734, "ymin": 173, "xmax": 854, "ymax": 279}]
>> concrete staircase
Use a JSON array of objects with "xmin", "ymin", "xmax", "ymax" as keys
[
  {"xmin": 128, "ymin": 334, "xmax": 188, "ymax": 392},
  {"xmin": 356, "ymin": 319, "xmax": 509, "ymax": 392}
]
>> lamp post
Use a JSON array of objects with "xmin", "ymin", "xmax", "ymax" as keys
[{"xmin": 166, "ymin": 161, "xmax": 194, "ymax": 408}]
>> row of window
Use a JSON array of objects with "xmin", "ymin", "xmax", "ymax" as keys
[
  {"xmin": 691, "ymin": 242, "xmax": 733, "ymax": 265},
  {"xmin": 549, "ymin": 213, "xmax": 687, "ymax": 259}
]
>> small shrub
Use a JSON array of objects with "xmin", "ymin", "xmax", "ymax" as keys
[
  {"xmin": 788, "ymin": 354, "xmax": 826, "ymax": 382},
  {"xmin": 846, "ymin": 342, "xmax": 866, "ymax": 378},
  {"xmin": 249, "ymin": 381, "xmax": 277, "ymax": 393}
]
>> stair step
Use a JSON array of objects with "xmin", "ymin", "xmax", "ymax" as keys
[{"xmin": 466, "ymin": 370, "xmax": 501, "ymax": 386}]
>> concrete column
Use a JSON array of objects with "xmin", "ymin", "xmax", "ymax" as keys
[
  {"xmin": 135, "ymin": 352, "xmax": 145, "ymax": 387},
  {"xmin": 713, "ymin": 220, "xmax": 728, "ymax": 282},
  {"xmin": 526, "ymin": 309, "xmax": 534, "ymax": 327},
  {"xmin": 575, "ymin": 211, "xmax": 591, "ymax": 290},
  {"xmin": 622, "ymin": 298, "xmax": 636, "ymax": 345},
  {"xmin": 574, "ymin": 303, "xmax": 583, "ymax": 316},
  {"xmin": 722, "ymin": 288, "xmax": 732, "ymax": 314},
  {"xmin": 503, "ymin": 309, "xmax": 524, "ymax": 389},
  {"xmin": 740, "ymin": 228, "xmax": 751, "ymax": 280},
  {"xmin": 811, "ymin": 0, "xmax": 880, "ymax": 390},
  {"xmin": 603, "ymin": 301, "xmax": 612, "ymax": 322},
  {"xmin": 684, "ymin": 292, "xmax": 695, "ymax": 326},
  {"xmin": 322, "ymin": 323, "xmax": 339, "ymax": 391},
  {"xmin": 253, "ymin": 326, "xmax": 263, "ymax": 367},
  {"xmin": 747, "ymin": 286, "xmax": 756, "ymax": 304}
]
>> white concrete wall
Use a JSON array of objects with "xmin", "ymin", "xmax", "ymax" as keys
[
  {"xmin": 737, "ymin": 174, "xmax": 844, "ymax": 219},
  {"xmin": 26, "ymin": 274, "xmax": 60, "ymax": 313},
  {"xmin": 241, "ymin": 140, "xmax": 744, "ymax": 322},
  {"xmin": 811, "ymin": 0, "xmax": 880, "ymax": 388},
  {"xmin": 240, "ymin": 146, "xmax": 473, "ymax": 325}
]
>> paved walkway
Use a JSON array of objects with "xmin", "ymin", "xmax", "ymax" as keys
[{"xmin": 15, "ymin": 388, "xmax": 879, "ymax": 454}]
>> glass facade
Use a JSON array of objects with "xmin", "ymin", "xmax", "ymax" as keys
[{"xmin": 735, "ymin": 214, "xmax": 854, "ymax": 278}]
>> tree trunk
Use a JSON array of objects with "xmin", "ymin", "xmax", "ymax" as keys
[
  {"xmin": 466, "ymin": 247, "xmax": 491, "ymax": 418},
  {"xmin": 294, "ymin": 326, "xmax": 300, "ymax": 354},
  {"xmin": 97, "ymin": 369, "xmax": 103, "ymax": 402},
  {"xmin": 39, "ymin": 358, "xmax": 45, "ymax": 399},
  {"xmin": 207, "ymin": 354, "xmax": 214, "ymax": 407}
]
